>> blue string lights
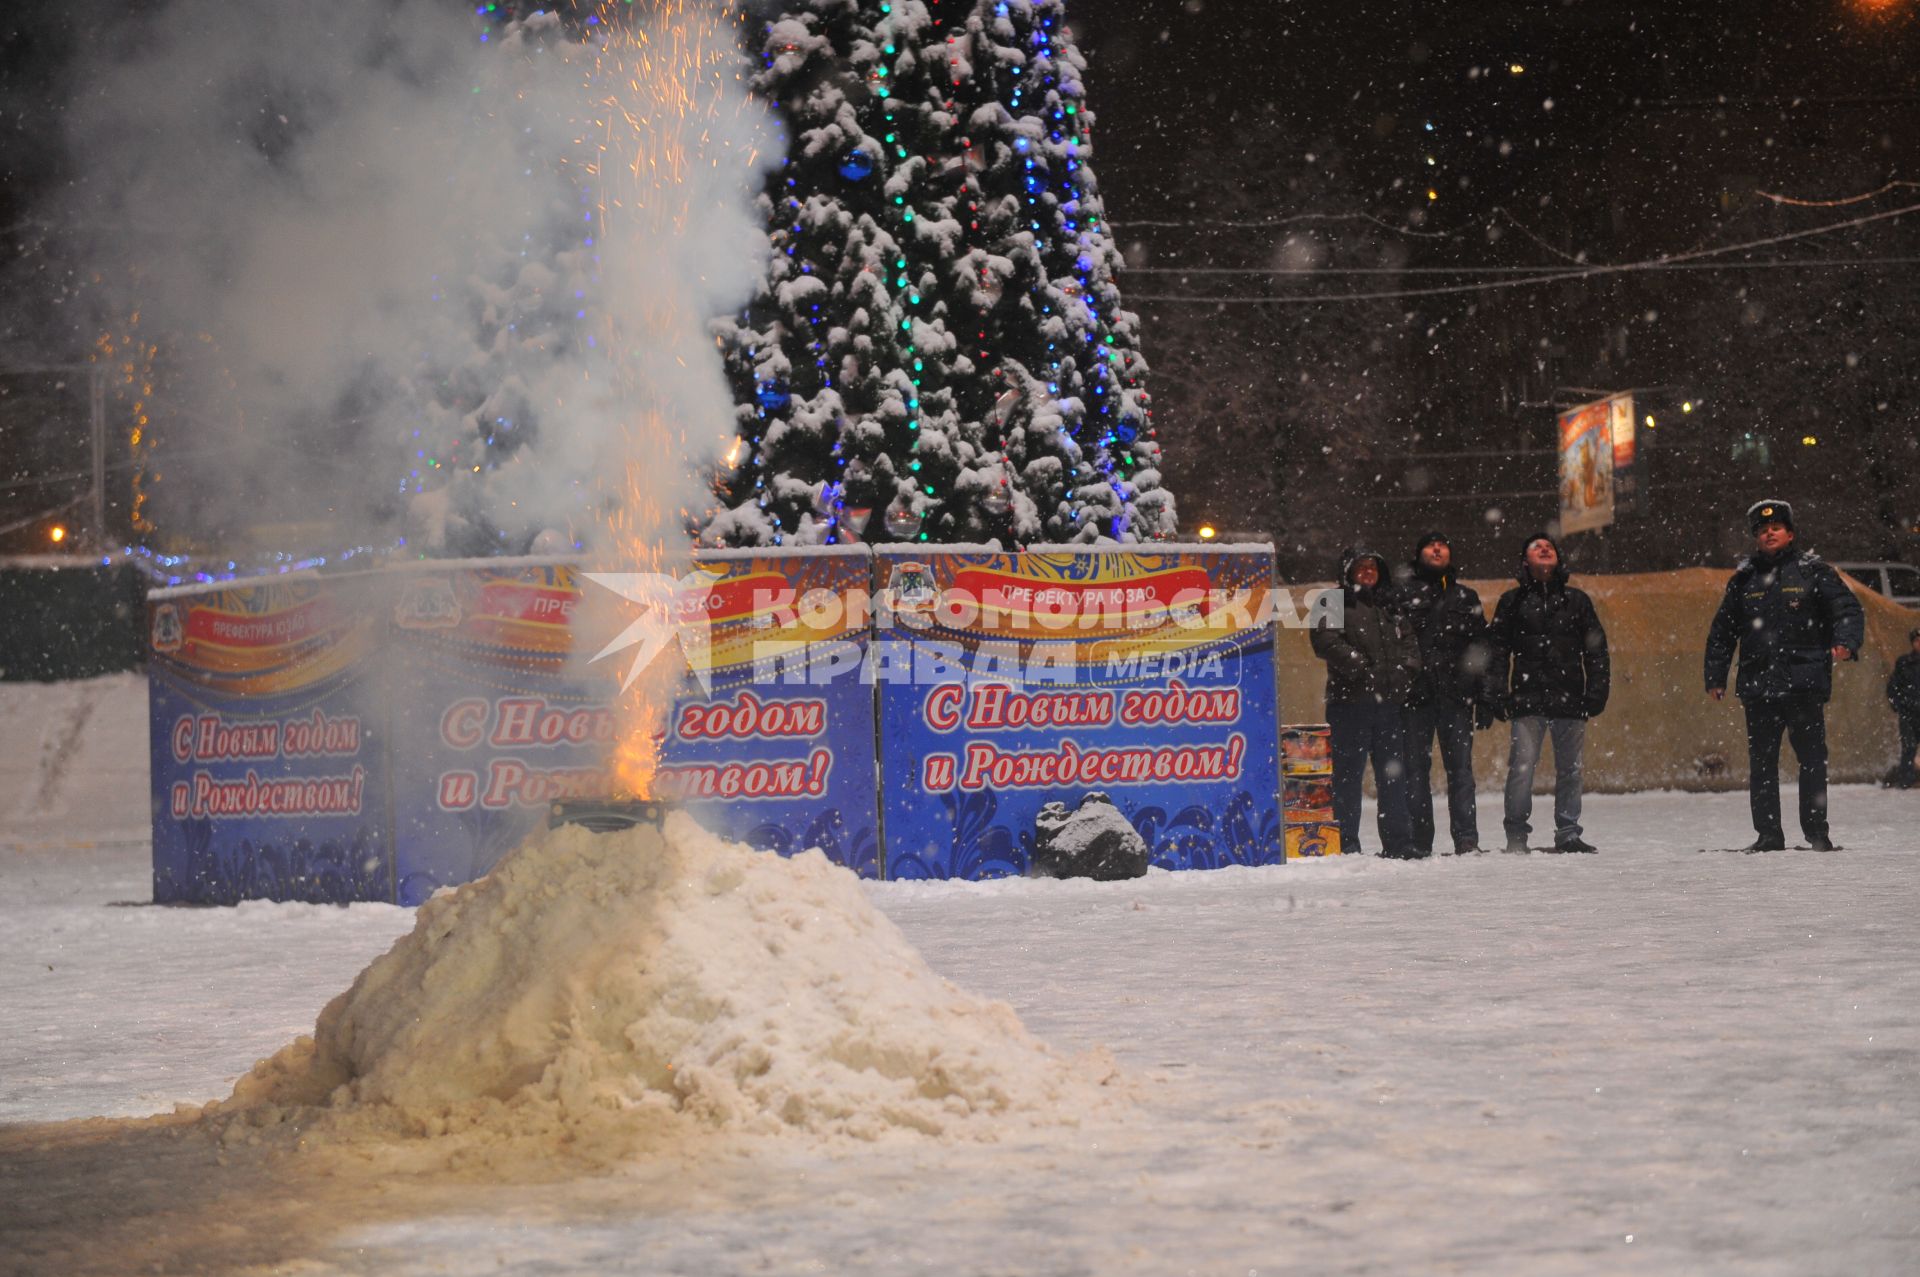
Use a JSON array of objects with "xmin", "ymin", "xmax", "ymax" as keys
[
  {"xmin": 1000, "ymin": 0, "xmax": 1147, "ymax": 540},
  {"xmin": 707, "ymin": 0, "xmax": 1165, "ymax": 547}
]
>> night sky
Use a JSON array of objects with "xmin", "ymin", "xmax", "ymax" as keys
[
  {"xmin": 1069, "ymin": 0, "xmax": 1920, "ymax": 566},
  {"xmin": 1080, "ymin": 0, "xmax": 1916, "ymax": 232}
]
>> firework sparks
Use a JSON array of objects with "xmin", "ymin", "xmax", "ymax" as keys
[{"xmin": 581, "ymin": 0, "xmax": 766, "ymax": 797}]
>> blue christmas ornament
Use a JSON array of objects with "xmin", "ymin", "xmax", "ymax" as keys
[
  {"xmin": 838, "ymin": 150, "xmax": 876, "ymax": 181},
  {"xmin": 756, "ymin": 380, "xmax": 792, "ymax": 411},
  {"xmin": 1113, "ymin": 419, "xmax": 1139, "ymax": 444}
]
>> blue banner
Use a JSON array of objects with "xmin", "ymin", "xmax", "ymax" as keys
[
  {"xmin": 148, "ymin": 548, "xmax": 1277, "ymax": 899},
  {"xmin": 147, "ymin": 575, "xmax": 391, "ymax": 904},
  {"xmin": 873, "ymin": 546, "xmax": 1282, "ymax": 879},
  {"xmin": 385, "ymin": 562, "xmax": 607, "ymax": 905},
  {"xmin": 652, "ymin": 548, "xmax": 880, "ymax": 878}
]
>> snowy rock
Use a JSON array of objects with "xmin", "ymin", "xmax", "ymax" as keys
[{"xmin": 1031, "ymin": 792, "xmax": 1149, "ymax": 882}]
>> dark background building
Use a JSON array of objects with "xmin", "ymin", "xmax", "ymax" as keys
[{"xmin": 1078, "ymin": 0, "xmax": 1920, "ymax": 578}]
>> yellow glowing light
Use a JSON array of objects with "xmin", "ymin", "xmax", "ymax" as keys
[
  {"xmin": 1802, "ymin": 435, "xmax": 1819, "ymax": 446},
  {"xmin": 1426, "ymin": 189, "xmax": 1438, "ymax": 201},
  {"xmin": 1198, "ymin": 525, "xmax": 1218, "ymax": 541},
  {"xmin": 49, "ymin": 525, "xmax": 68, "ymax": 544},
  {"xmin": 1681, "ymin": 401, "xmax": 1694, "ymax": 413},
  {"xmin": 1644, "ymin": 414, "xmax": 1655, "ymax": 428},
  {"xmin": 1509, "ymin": 63, "xmax": 1525, "ymax": 74}
]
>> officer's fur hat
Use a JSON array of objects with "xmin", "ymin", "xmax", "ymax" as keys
[{"xmin": 1747, "ymin": 498, "xmax": 1794, "ymax": 533}]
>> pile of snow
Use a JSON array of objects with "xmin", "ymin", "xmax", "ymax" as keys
[{"xmin": 211, "ymin": 813, "xmax": 1115, "ymax": 1159}]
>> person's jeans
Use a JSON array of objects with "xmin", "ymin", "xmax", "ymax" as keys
[
  {"xmin": 1503, "ymin": 715, "xmax": 1585, "ymax": 844},
  {"xmin": 1404, "ymin": 703, "xmax": 1478, "ymax": 851},
  {"xmin": 1897, "ymin": 712, "xmax": 1920, "ymax": 781},
  {"xmin": 1327, "ymin": 701, "xmax": 1414, "ymax": 855},
  {"xmin": 1744, "ymin": 697, "xmax": 1829, "ymax": 839}
]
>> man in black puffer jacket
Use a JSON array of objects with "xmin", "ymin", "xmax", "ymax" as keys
[
  {"xmin": 1311, "ymin": 547, "xmax": 1423, "ymax": 858},
  {"xmin": 1705, "ymin": 499, "xmax": 1865, "ymax": 849},
  {"xmin": 1486, "ymin": 533, "xmax": 1610, "ymax": 853},
  {"xmin": 1391, "ymin": 531, "xmax": 1491, "ymax": 855}
]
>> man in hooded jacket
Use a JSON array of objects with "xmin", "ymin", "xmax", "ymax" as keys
[
  {"xmin": 1392, "ymin": 531, "xmax": 1491, "ymax": 855},
  {"xmin": 1705, "ymin": 499, "xmax": 1864, "ymax": 849},
  {"xmin": 1311, "ymin": 547, "xmax": 1423, "ymax": 858},
  {"xmin": 1485, "ymin": 533, "xmax": 1610, "ymax": 852}
]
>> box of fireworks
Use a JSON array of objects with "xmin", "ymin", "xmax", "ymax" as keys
[
  {"xmin": 1285, "ymin": 821, "xmax": 1342, "ymax": 859},
  {"xmin": 1280, "ymin": 723, "xmax": 1332, "ymax": 776},
  {"xmin": 1283, "ymin": 774, "xmax": 1333, "ymax": 824}
]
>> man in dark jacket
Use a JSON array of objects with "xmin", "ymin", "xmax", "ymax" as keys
[
  {"xmin": 1887, "ymin": 628, "xmax": 1920, "ymax": 788},
  {"xmin": 1391, "ymin": 531, "xmax": 1491, "ymax": 854},
  {"xmin": 1705, "ymin": 499, "xmax": 1865, "ymax": 851},
  {"xmin": 1485, "ymin": 533, "xmax": 1610, "ymax": 853},
  {"xmin": 1311, "ymin": 547, "xmax": 1423, "ymax": 858}
]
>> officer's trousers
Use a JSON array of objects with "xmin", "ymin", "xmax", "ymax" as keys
[{"xmin": 1744, "ymin": 697, "xmax": 1829, "ymax": 840}]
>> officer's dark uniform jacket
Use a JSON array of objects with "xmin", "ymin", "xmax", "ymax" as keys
[
  {"xmin": 1312, "ymin": 548, "xmax": 1422, "ymax": 706},
  {"xmin": 1704, "ymin": 548, "xmax": 1865, "ymax": 702},
  {"xmin": 1390, "ymin": 561, "xmax": 1490, "ymax": 709},
  {"xmin": 1486, "ymin": 560, "xmax": 1610, "ymax": 719}
]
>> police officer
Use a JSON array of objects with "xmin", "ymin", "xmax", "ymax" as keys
[
  {"xmin": 1704, "ymin": 499, "xmax": 1865, "ymax": 851},
  {"xmin": 1391, "ymin": 531, "xmax": 1491, "ymax": 854}
]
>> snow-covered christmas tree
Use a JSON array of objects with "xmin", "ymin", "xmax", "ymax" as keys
[
  {"xmin": 704, "ymin": 0, "xmax": 952, "ymax": 547},
  {"xmin": 703, "ymin": 0, "xmax": 1174, "ymax": 547},
  {"xmin": 953, "ymin": 0, "xmax": 1173, "ymax": 544}
]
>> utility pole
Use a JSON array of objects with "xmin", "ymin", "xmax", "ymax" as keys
[{"xmin": 89, "ymin": 365, "xmax": 107, "ymax": 554}]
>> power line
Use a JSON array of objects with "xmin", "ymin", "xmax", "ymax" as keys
[
  {"xmin": 1488, "ymin": 205, "xmax": 1588, "ymax": 266},
  {"xmin": 1128, "ymin": 200, "xmax": 1920, "ymax": 304},
  {"xmin": 1758, "ymin": 180, "xmax": 1920, "ymax": 208},
  {"xmin": 0, "ymin": 495, "xmax": 81, "ymax": 538},
  {"xmin": 1127, "ymin": 255, "xmax": 1920, "ymax": 278},
  {"xmin": 1113, "ymin": 211, "xmax": 1450, "ymax": 238}
]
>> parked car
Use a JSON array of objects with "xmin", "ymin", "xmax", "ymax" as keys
[{"xmin": 1832, "ymin": 561, "xmax": 1920, "ymax": 610}]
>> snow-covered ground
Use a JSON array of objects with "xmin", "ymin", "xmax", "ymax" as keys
[{"xmin": 3, "ymin": 675, "xmax": 1919, "ymax": 1275}]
